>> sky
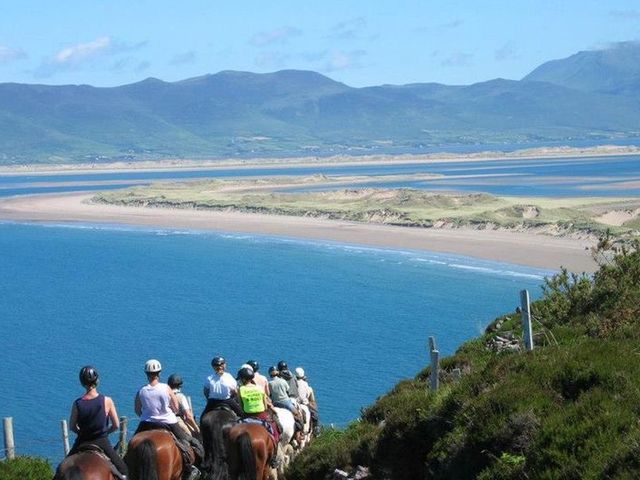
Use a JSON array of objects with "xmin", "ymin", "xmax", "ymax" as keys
[{"xmin": 0, "ymin": 0, "xmax": 638, "ymax": 88}]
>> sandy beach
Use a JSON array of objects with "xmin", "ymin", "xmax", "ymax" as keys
[{"xmin": 0, "ymin": 193, "xmax": 598, "ymax": 272}]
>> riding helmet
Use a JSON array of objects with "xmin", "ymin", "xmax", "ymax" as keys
[
  {"xmin": 144, "ymin": 359, "xmax": 162, "ymax": 373},
  {"xmin": 277, "ymin": 360, "xmax": 288, "ymax": 371},
  {"xmin": 247, "ymin": 360, "xmax": 259, "ymax": 372},
  {"xmin": 168, "ymin": 374, "xmax": 183, "ymax": 388},
  {"xmin": 295, "ymin": 367, "xmax": 305, "ymax": 379},
  {"xmin": 268, "ymin": 366, "xmax": 279, "ymax": 376},
  {"xmin": 211, "ymin": 356, "xmax": 226, "ymax": 368},
  {"xmin": 238, "ymin": 367, "xmax": 255, "ymax": 381},
  {"xmin": 79, "ymin": 365, "xmax": 99, "ymax": 386}
]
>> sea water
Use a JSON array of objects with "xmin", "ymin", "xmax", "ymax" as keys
[{"xmin": 0, "ymin": 221, "xmax": 551, "ymax": 462}]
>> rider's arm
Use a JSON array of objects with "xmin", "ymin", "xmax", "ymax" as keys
[
  {"xmin": 134, "ymin": 392, "xmax": 142, "ymax": 417},
  {"xmin": 203, "ymin": 387, "xmax": 209, "ymax": 399},
  {"xmin": 69, "ymin": 402, "xmax": 79, "ymax": 434},
  {"xmin": 105, "ymin": 396, "xmax": 120, "ymax": 434},
  {"xmin": 167, "ymin": 386, "xmax": 180, "ymax": 413}
]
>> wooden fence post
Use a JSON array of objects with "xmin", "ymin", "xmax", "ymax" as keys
[
  {"xmin": 520, "ymin": 289, "xmax": 534, "ymax": 351},
  {"xmin": 61, "ymin": 419, "xmax": 70, "ymax": 455},
  {"xmin": 428, "ymin": 336, "xmax": 440, "ymax": 391},
  {"xmin": 3, "ymin": 417, "xmax": 15, "ymax": 460},
  {"xmin": 118, "ymin": 417, "xmax": 128, "ymax": 457}
]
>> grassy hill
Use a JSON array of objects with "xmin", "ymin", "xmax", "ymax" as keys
[
  {"xmin": 2, "ymin": 43, "xmax": 640, "ymax": 164},
  {"xmin": 286, "ymin": 239, "xmax": 640, "ymax": 479}
]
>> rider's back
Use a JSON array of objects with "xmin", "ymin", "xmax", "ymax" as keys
[{"xmin": 139, "ymin": 383, "xmax": 178, "ymax": 424}]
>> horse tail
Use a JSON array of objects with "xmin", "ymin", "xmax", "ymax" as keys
[
  {"xmin": 136, "ymin": 438, "xmax": 159, "ymax": 480},
  {"xmin": 201, "ymin": 410, "xmax": 233, "ymax": 480},
  {"xmin": 237, "ymin": 432, "xmax": 257, "ymax": 480}
]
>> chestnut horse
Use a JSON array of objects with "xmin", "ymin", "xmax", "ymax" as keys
[
  {"xmin": 125, "ymin": 430, "xmax": 183, "ymax": 480},
  {"xmin": 55, "ymin": 451, "xmax": 116, "ymax": 480},
  {"xmin": 226, "ymin": 424, "xmax": 275, "ymax": 480}
]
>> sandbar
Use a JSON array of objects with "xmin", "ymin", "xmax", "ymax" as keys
[{"xmin": 0, "ymin": 193, "xmax": 598, "ymax": 273}]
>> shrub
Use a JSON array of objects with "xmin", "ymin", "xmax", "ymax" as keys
[{"xmin": 0, "ymin": 457, "xmax": 53, "ymax": 480}]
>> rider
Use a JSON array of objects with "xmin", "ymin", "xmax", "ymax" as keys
[
  {"xmin": 247, "ymin": 360, "xmax": 270, "ymax": 397},
  {"xmin": 237, "ymin": 367, "xmax": 281, "ymax": 468},
  {"xmin": 62, "ymin": 366, "xmax": 128, "ymax": 479},
  {"xmin": 267, "ymin": 366, "xmax": 293, "ymax": 412},
  {"xmin": 134, "ymin": 359, "xmax": 202, "ymax": 480},
  {"xmin": 168, "ymin": 373, "xmax": 201, "ymax": 438},
  {"xmin": 294, "ymin": 367, "xmax": 320, "ymax": 435},
  {"xmin": 202, "ymin": 356, "xmax": 243, "ymax": 417},
  {"xmin": 277, "ymin": 360, "xmax": 299, "ymax": 399}
]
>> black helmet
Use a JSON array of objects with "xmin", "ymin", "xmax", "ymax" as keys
[
  {"xmin": 211, "ymin": 356, "xmax": 226, "ymax": 368},
  {"xmin": 268, "ymin": 366, "xmax": 279, "ymax": 376},
  {"xmin": 277, "ymin": 360, "xmax": 288, "ymax": 371},
  {"xmin": 79, "ymin": 366, "xmax": 99, "ymax": 387},
  {"xmin": 238, "ymin": 367, "xmax": 255, "ymax": 381},
  {"xmin": 168, "ymin": 374, "xmax": 183, "ymax": 389},
  {"xmin": 247, "ymin": 360, "xmax": 259, "ymax": 372}
]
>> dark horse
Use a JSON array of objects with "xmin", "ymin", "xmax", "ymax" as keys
[
  {"xmin": 226, "ymin": 424, "xmax": 275, "ymax": 480},
  {"xmin": 200, "ymin": 408, "xmax": 238, "ymax": 480},
  {"xmin": 124, "ymin": 430, "xmax": 183, "ymax": 480},
  {"xmin": 54, "ymin": 451, "xmax": 116, "ymax": 480}
]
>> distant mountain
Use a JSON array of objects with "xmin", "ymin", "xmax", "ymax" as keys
[
  {"xmin": 1, "ymin": 45, "xmax": 640, "ymax": 164},
  {"xmin": 523, "ymin": 42, "xmax": 640, "ymax": 94}
]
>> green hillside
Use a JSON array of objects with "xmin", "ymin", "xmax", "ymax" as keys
[
  {"xmin": 2, "ymin": 43, "xmax": 640, "ymax": 164},
  {"xmin": 287, "ymin": 239, "xmax": 640, "ymax": 479}
]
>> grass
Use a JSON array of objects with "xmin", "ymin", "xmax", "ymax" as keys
[
  {"xmin": 93, "ymin": 177, "xmax": 640, "ymax": 237},
  {"xmin": 284, "ymin": 243, "xmax": 640, "ymax": 479},
  {"xmin": 0, "ymin": 457, "xmax": 53, "ymax": 480}
]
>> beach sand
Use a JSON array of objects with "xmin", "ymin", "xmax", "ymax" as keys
[{"xmin": 0, "ymin": 193, "xmax": 597, "ymax": 272}]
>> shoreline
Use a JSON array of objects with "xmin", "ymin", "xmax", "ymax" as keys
[
  {"xmin": 0, "ymin": 192, "xmax": 598, "ymax": 272},
  {"xmin": 0, "ymin": 145, "xmax": 638, "ymax": 177}
]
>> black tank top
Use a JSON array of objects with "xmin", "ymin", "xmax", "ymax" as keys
[{"xmin": 75, "ymin": 394, "xmax": 109, "ymax": 442}]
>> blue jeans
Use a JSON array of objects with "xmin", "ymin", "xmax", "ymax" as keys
[{"xmin": 273, "ymin": 399, "xmax": 295, "ymax": 413}]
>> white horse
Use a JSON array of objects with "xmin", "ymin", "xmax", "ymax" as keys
[
  {"xmin": 272, "ymin": 407, "xmax": 296, "ymax": 474},
  {"xmin": 291, "ymin": 399, "xmax": 312, "ymax": 449}
]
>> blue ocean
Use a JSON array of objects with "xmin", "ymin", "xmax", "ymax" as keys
[{"xmin": 0, "ymin": 221, "xmax": 550, "ymax": 462}]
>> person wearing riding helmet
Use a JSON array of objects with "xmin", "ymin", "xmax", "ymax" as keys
[
  {"xmin": 247, "ymin": 360, "xmax": 270, "ymax": 396},
  {"xmin": 295, "ymin": 367, "xmax": 321, "ymax": 435},
  {"xmin": 277, "ymin": 360, "xmax": 299, "ymax": 399},
  {"xmin": 237, "ymin": 367, "xmax": 281, "ymax": 467},
  {"xmin": 168, "ymin": 374, "xmax": 200, "ymax": 438},
  {"xmin": 62, "ymin": 366, "xmax": 128, "ymax": 479},
  {"xmin": 134, "ymin": 359, "xmax": 202, "ymax": 480},
  {"xmin": 268, "ymin": 366, "xmax": 295, "ymax": 413},
  {"xmin": 202, "ymin": 356, "xmax": 243, "ymax": 417}
]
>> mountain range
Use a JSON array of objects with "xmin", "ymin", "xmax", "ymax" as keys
[{"xmin": 1, "ymin": 43, "xmax": 640, "ymax": 164}]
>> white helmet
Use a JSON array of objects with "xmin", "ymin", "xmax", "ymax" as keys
[
  {"xmin": 295, "ymin": 367, "xmax": 305, "ymax": 379},
  {"xmin": 145, "ymin": 359, "xmax": 162, "ymax": 373},
  {"xmin": 240, "ymin": 363, "xmax": 254, "ymax": 372}
]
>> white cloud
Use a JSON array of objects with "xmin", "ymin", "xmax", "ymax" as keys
[
  {"xmin": 0, "ymin": 45, "xmax": 26, "ymax": 63},
  {"xmin": 254, "ymin": 51, "xmax": 291, "ymax": 68},
  {"xmin": 54, "ymin": 36, "xmax": 112, "ymax": 65},
  {"xmin": 441, "ymin": 52, "xmax": 473, "ymax": 67},
  {"xmin": 495, "ymin": 43, "xmax": 520, "ymax": 61},
  {"xmin": 323, "ymin": 50, "xmax": 366, "ymax": 72},
  {"xmin": 327, "ymin": 17, "xmax": 367, "ymax": 40},
  {"xmin": 169, "ymin": 51, "xmax": 196, "ymax": 66},
  {"xmin": 250, "ymin": 27, "xmax": 302, "ymax": 47}
]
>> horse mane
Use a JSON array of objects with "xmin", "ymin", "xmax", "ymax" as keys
[
  {"xmin": 201, "ymin": 409, "xmax": 237, "ymax": 480},
  {"xmin": 237, "ymin": 432, "xmax": 257, "ymax": 480}
]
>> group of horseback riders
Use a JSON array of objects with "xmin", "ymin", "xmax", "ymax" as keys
[{"xmin": 57, "ymin": 356, "xmax": 320, "ymax": 480}]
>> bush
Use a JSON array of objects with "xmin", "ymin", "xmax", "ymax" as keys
[{"xmin": 0, "ymin": 457, "xmax": 53, "ymax": 480}]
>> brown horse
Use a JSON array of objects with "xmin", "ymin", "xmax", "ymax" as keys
[
  {"xmin": 226, "ymin": 423, "xmax": 276, "ymax": 480},
  {"xmin": 125, "ymin": 430, "xmax": 183, "ymax": 480},
  {"xmin": 55, "ymin": 451, "xmax": 116, "ymax": 480}
]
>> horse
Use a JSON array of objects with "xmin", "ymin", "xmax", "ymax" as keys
[
  {"xmin": 271, "ymin": 407, "xmax": 296, "ymax": 472},
  {"xmin": 225, "ymin": 423, "xmax": 276, "ymax": 480},
  {"xmin": 200, "ymin": 408, "xmax": 238, "ymax": 480},
  {"xmin": 55, "ymin": 450, "xmax": 116, "ymax": 480},
  {"xmin": 124, "ymin": 430, "xmax": 184, "ymax": 480},
  {"xmin": 293, "ymin": 402, "xmax": 312, "ymax": 449}
]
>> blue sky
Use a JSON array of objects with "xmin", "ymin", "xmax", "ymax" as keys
[{"xmin": 0, "ymin": 0, "xmax": 638, "ymax": 87}]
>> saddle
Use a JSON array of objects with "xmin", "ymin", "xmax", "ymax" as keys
[
  {"xmin": 210, "ymin": 403, "xmax": 235, "ymax": 413},
  {"xmin": 74, "ymin": 444, "xmax": 127, "ymax": 480},
  {"xmin": 237, "ymin": 417, "xmax": 277, "ymax": 441}
]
